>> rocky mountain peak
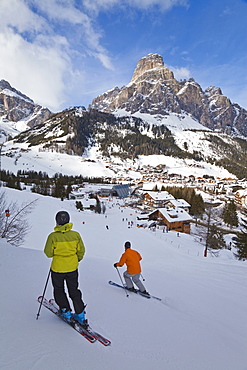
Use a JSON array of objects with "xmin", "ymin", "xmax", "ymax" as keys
[
  {"xmin": 131, "ymin": 53, "xmax": 174, "ymax": 83},
  {"xmin": 91, "ymin": 53, "xmax": 247, "ymax": 137},
  {"xmin": 91, "ymin": 53, "xmax": 179, "ymax": 115},
  {"xmin": 0, "ymin": 79, "xmax": 34, "ymax": 103},
  {"xmin": 0, "ymin": 80, "xmax": 12, "ymax": 90},
  {"xmin": 205, "ymin": 86, "xmax": 223, "ymax": 97},
  {"xmin": 0, "ymin": 79, "xmax": 51, "ymax": 129}
]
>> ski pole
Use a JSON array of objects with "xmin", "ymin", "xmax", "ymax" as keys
[
  {"xmin": 36, "ymin": 269, "xmax": 51, "ymax": 320},
  {"xmin": 140, "ymin": 273, "xmax": 145, "ymax": 281},
  {"xmin": 115, "ymin": 267, "xmax": 129, "ymax": 297}
]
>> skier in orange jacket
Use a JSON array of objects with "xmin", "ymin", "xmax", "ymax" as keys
[{"xmin": 114, "ymin": 241, "xmax": 149, "ymax": 295}]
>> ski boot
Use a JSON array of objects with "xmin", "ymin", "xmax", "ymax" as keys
[
  {"xmin": 60, "ymin": 308, "xmax": 73, "ymax": 322},
  {"xmin": 140, "ymin": 290, "xmax": 150, "ymax": 296},
  {"xmin": 126, "ymin": 287, "xmax": 137, "ymax": 293},
  {"xmin": 74, "ymin": 311, "xmax": 88, "ymax": 328}
]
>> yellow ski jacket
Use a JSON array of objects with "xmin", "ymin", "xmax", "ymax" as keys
[{"xmin": 44, "ymin": 223, "xmax": 85, "ymax": 273}]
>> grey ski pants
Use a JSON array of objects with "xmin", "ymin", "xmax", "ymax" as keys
[{"xmin": 123, "ymin": 271, "xmax": 145, "ymax": 291}]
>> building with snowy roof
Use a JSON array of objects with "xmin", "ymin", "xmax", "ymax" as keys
[
  {"xmin": 148, "ymin": 207, "xmax": 192, "ymax": 234},
  {"xmin": 143, "ymin": 191, "xmax": 175, "ymax": 208},
  {"xmin": 235, "ymin": 189, "xmax": 247, "ymax": 207},
  {"xmin": 165, "ymin": 199, "xmax": 191, "ymax": 212}
]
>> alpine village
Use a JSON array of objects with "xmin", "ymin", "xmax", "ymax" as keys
[{"xmin": 1, "ymin": 53, "xmax": 247, "ymax": 259}]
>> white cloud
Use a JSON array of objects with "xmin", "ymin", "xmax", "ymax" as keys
[
  {"xmin": 170, "ymin": 46, "xmax": 179, "ymax": 55},
  {"xmin": 221, "ymin": 7, "xmax": 232, "ymax": 16},
  {"xmin": 0, "ymin": 27, "xmax": 70, "ymax": 110},
  {"xmin": 31, "ymin": 0, "xmax": 114, "ymax": 69},
  {"xmin": 128, "ymin": 0, "xmax": 188, "ymax": 10},
  {"xmin": 34, "ymin": 0, "xmax": 89, "ymax": 24},
  {"xmin": 0, "ymin": 0, "xmax": 115, "ymax": 110},
  {"xmin": 0, "ymin": 0, "xmax": 46, "ymax": 33},
  {"xmin": 82, "ymin": 0, "xmax": 188, "ymax": 13},
  {"xmin": 168, "ymin": 65, "xmax": 191, "ymax": 80}
]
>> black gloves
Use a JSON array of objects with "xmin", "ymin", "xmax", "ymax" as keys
[{"xmin": 113, "ymin": 263, "xmax": 118, "ymax": 268}]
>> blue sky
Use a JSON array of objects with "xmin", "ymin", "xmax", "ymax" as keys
[{"xmin": 0, "ymin": 0, "xmax": 246, "ymax": 112}]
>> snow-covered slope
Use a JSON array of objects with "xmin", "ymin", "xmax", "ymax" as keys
[
  {"xmin": 1, "ymin": 139, "xmax": 235, "ymax": 180},
  {"xmin": 114, "ymin": 109, "xmax": 210, "ymax": 133},
  {"xmin": 114, "ymin": 109, "xmax": 241, "ymax": 160},
  {"xmin": 0, "ymin": 116, "xmax": 34, "ymax": 138},
  {"xmin": 1, "ymin": 107, "xmax": 237, "ymax": 180},
  {"xmin": 0, "ymin": 187, "xmax": 246, "ymax": 370}
]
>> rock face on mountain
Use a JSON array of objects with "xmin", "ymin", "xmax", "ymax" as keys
[
  {"xmin": 91, "ymin": 54, "xmax": 247, "ymax": 137},
  {"xmin": 0, "ymin": 80, "xmax": 51, "ymax": 128}
]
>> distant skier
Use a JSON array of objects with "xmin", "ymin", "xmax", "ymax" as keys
[
  {"xmin": 114, "ymin": 241, "xmax": 149, "ymax": 295},
  {"xmin": 44, "ymin": 211, "xmax": 87, "ymax": 325}
]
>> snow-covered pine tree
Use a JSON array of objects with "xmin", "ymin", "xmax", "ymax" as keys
[
  {"xmin": 206, "ymin": 224, "xmax": 226, "ymax": 251},
  {"xmin": 222, "ymin": 200, "xmax": 238, "ymax": 228},
  {"xmin": 234, "ymin": 211, "xmax": 247, "ymax": 260}
]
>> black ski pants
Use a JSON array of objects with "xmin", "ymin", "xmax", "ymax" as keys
[{"xmin": 51, "ymin": 269, "xmax": 85, "ymax": 314}]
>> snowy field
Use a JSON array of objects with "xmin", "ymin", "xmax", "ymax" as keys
[
  {"xmin": 0, "ymin": 186, "xmax": 246, "ymax": 370},
  {"xmin": 2, "ymin": 142, "xmax": 234, "ymax": 180}
]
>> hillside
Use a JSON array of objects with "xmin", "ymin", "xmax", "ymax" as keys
[
  {"xmin": 1, "ymin": 53, "xmax": 247, "ymax": 179},
  {"xmin": 3, "ymin": 106, "xmax": 247, "ymax": 179},
  {"xmin": 0, "ymin": 187, "xmax": 246, "ymax": 370}
]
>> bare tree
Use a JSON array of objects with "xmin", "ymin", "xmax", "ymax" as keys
[
  {"xmin": 0, "ymin": 191, "xmax": 38, "ymax": 246},
  {"xmin": 193, "ymin": 204, "xmax": 226, "ymax": 257}
]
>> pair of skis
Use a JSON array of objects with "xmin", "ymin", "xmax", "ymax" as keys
[
  {"xmin": 108, "ymin": 280, "xmax": 162, "ymax": 301},
  {"xmin": 37, "ymin": 282, "xmax": 161, "ymax": 345},
  {"xmin": 37, "ymin": 296, "xmax": 111, "ymax": 346}
]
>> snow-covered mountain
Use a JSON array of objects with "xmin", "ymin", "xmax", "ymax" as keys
[
  {"xmin": 3, "ymin": 105, "xmax": 246, "ymax": 179},
  {"xmin": 91, "ymin": 54, "xmax": 247, "ymax": 137},
  {"xmin": 0, "ymin": 79, "xmax": 51, "ymax": 141},
  {"xmin": 1, "ymin": 54, "xmax": 247, "ymax": 179}
]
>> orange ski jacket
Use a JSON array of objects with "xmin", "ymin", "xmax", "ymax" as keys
[{"xmin": 116, "ymin": 248, "xmax": 142, "ymax": 275}]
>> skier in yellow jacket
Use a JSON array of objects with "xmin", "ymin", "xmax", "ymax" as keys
[
  {"xmin": 44, "ymin": 211, "xmax": 86, "ymax": 325},
  {"xmin": 114, "ymin": 241, "xmax": 149, "ymax": 295}
]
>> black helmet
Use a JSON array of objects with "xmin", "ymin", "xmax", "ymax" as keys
[
  {"xmin": 56, "ymin": 211, "xmax": 70, "ymax": 225},
  {"xmin": 124, "ymin": 241, "xmax": 131, "ymax": 249}
]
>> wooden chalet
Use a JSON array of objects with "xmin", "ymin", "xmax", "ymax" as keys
[
  {"xmin": 165, "ymin": 199, "xmax": 191, "ymax": 212},
  {"xmin": 143, "ymin": 191, "xmax": 175, "ymax": 208},
  {"xmin": 235, "ymin": 189, "xmax": 247, "ymax": 207},
  {"xmin": 148, "ymin": 207, "xmax": 192, "ymax": 234}
]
